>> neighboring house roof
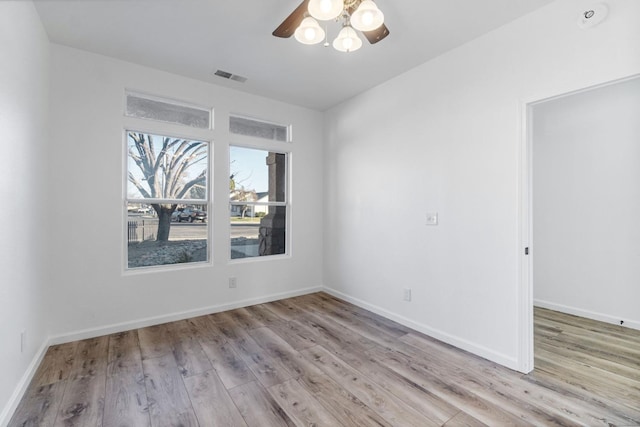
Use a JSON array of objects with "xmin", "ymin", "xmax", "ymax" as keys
[{"xmin": 229, "ymin": 189, "xmax": 258, "ymax": 202}]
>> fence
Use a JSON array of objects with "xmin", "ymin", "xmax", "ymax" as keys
[{"xmin": 127, "ymin": 219, "xmax": 157, "ymax": 243}]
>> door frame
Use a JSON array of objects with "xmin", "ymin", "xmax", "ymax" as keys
[{"xmin": 518, "ymin": 73, "xmax": 640, "ymax": 373}]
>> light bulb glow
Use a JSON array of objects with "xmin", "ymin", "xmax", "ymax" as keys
[
  {"xmin": 294, "ymin": 17, "xmax": 325, "ymax": 45},
  {"xmin": 361, "ymin": 11, "xmax": 374, "ymax": 26},
  {"xmin": 332, "ymin": 25, "xmax": 362, "ymax": 52},
  {"xmin": 308, "ymin": 0, "xmax": 344, "ymax": 20},
  {"xmin": 304, "ymin": 27, "xmax": 316, "ymax": 41},
  {"xmin": 320, "ymin": 0, "xmax": 332, "ymax": 13},
  {"xmin": 351, "ymin": 0, "xmax": 384, "ymax": 31}
]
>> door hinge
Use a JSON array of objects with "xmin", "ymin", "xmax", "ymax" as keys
[{"xmin": 525, "ymin": 247, "xmax": 529, "ymax": 255}]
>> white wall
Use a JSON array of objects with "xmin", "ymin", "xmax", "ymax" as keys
[
  {"xmin": 533, "ymin": 77, "xmax": 640, "ymax": 329},
  {"xmin": 323, "ymin": 0, "xmax": 640, "ymax": 371},
  {"xmin": 0, "ymin": 2, "xmax": 50, "ymax": 424},
  {"xmin": 45, "ymin": 45, "xmax": 324, "ymax": 339}
]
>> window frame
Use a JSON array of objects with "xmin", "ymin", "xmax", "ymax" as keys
[
  {"xmin": 123, "ymin": 123, "xmax": 214, "ymax": 273},
  {"xmin": 228, "ymin": 142, "xmax": 291, "ymax": 263},
  {"xmin": 229, "ymin": 113, "xmax": 292, "ymax": 143},
  {"xmin": 125, "ymin": 90, "xmax": 213, "ymax": 130}
]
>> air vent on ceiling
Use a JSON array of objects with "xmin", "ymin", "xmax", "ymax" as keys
[{"xmin": 213, "ymin": 69, "xmax": 247, "ymax": 83}]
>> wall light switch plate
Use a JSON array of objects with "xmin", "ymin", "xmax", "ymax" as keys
[{"xmin": 426, "ymin": 212, "xmax": 438, "ymax": 225}]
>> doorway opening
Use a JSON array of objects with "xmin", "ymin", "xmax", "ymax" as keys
[{"xmin": 522, "ymin": 75, "xmax": 640, "ymax": 374}]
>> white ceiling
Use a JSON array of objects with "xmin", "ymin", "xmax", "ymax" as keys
[{"xmin": 34, "ymin": 0, "xmax": 555, "ymax": 111}]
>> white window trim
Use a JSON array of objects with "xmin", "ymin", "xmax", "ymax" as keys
[
  {"xmin": 123, "ymin": 127, "xmax": 213, "ymax": 273},
  {"xmin": 229, "ymin": 112, "xmax": 292, "ymax": 143},
  {"xmin": 228, "ymin": 145, "xmax": 291, "ymax": 263},
  {"xmin": 125, "ymin": 89, "xmax": 213, "ymax": 130}
]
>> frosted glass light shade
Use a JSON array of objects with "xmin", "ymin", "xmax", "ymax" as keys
[
  {"xmin": 308, "ymin": 0, "xmax": 344, "ymax": 21},
  {"xmin": 332, "ymin": 25, "xmax": 362, "ymax": 52},
  {"xmin": 294, "ymin": 17, "xmax": 325, "ymax": 45},
  {"xmin": 350, "ymin": 0, "xmax": 384, "ymax": 31}
]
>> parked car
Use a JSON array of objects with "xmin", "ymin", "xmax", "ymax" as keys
[{"xmin": 176, "ymin": 208, "xmax": 206, "ymax": 222}]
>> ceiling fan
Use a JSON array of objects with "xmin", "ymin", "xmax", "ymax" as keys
[{"xmin": 273, "ymin": 0, "xmax": 389, "ymax": 52}]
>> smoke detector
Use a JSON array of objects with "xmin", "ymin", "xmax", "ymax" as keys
[{"xmin": 577, "ymin": 3, "xmax": 608, "ymax": 29}]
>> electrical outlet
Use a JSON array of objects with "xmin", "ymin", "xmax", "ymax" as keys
[
  {"xmin": 403, "ymin": 288, "xmax": 412, "ymax": 302},
  {"xmin": 229, "ymin": 277, "xmax": 237, "ymax": 288},
  {"xmin": 20, "ymin": 330, "xmax": 26, "ymax": 353}
]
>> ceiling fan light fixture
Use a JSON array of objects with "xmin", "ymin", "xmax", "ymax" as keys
[
  {"xmin": 332, "ymin": 25, "xmax": 362, "ymax": 52},
  {"xmin": 350, "ymin": 0, "xmax": 384, "ymax": 31},
  {"xmin": 294, "ymin": 16, "xmax": 325, "ymax": 44},
  {"xmin": 273, "ymin": 0, "xmax": 389, "ymax": 52},
  {"xmin": 308, "ymin": 0, "xmax": 344, "ymax": 21}
]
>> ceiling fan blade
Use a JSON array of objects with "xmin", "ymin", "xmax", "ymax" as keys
[
  {"xmin": 273, "ymin": 0, "xmax": 310, "ymax": 38},
  {"xmin": 362, "ymin": 23, "xmax": 389, "ymax": 44}
]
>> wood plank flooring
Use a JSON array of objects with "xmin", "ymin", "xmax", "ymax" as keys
[{"xmin": 9, "ymin": 293, "xmax": 640, "ymax": 426}]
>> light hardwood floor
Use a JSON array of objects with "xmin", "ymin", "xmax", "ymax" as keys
[{"xmin": 9, "ymin": 293, "xmax": 640, "ymax": 426}]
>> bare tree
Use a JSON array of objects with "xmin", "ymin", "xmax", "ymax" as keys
[{"xmin": 128, "ymin": 133, "xmax": 207, "ymax": 241}]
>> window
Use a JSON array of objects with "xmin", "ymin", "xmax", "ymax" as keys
[
  {"xmin": 126, "ymin": 131, "xmax": 209, "ymax": 269},
  {"xmin": 126, "ymin": 92, "xmax": 211, "ymax": 129},
  {"xmin": 230, "ymin": 146, "xmax": 288, "ymax": 259},
  {"xmin": 230, "ymin": 115, "xmax": 289, "ymax": 142}
]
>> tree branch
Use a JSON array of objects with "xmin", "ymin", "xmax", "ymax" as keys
[{"xmin": 128, "ymin": 172, "xmax": 151, "ymax": 198}]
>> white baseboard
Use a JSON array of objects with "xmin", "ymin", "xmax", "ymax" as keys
[
  {"xmin": 1, "ymin": 286, "xmax": 322, "ymax": 426},
  {"xmin": 534, "ymin": 299, "xmax": 640, "ymax": 331},
  {"xmin": 0, "ymin": 340, "xmax": 50, "ymax": 427},
  {"xmin": 323, "ymin": 287, "xmax": 521, "ymax": 372},
  {"xmin": 48, "ymin": 286, "xmax": 323, "ymax": 345}
]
